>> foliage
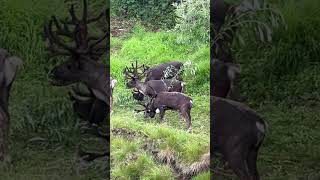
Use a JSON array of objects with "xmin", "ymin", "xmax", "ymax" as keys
[
  {"xmin": 110, "ymin": 0, "xmax": 178, "ymax": 29},
  {"xmin": 213, "ymin": 0, "xmax": 285, "ymax": 61},
  {"xmin": 173, "ymin": 0, "xmax": 210, "ymax": 47}
]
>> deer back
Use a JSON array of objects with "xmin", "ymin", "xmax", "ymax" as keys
[
  {"xmin": 211, "ymin": 96, "xmax": 267, "ymax": 151},
  {"xmin": 152, "ymin": 92, "xmax": 192, "ymax": 110},
  {"xmin": 145, "ymin": 61, "xmax": 183, "ymax": 81}
]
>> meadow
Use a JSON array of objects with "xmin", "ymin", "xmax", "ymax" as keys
[
  {"xmin": 110, "ymin": 25, "xmax": 210, "ymax": 179},
  {"xmin": 0, "ymin": 0, "xmax": 107, "ymax": 179}
]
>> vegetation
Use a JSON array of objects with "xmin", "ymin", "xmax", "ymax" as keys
[
  {"xmin": 110, "ymin": 23, "xmax": 210, "ymax": 180},
  {"xmin": 0, "ymin": 0, "xmax": 107, "ymax": 179},
  {"xmin": 213, "ymin": 0, "xmax": 320, "ymax": 179},
  {"xmin": 110, "ymin": 0, "xmax": 178, "ymax": 29}
]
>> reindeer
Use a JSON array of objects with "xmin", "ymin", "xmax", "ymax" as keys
[
  {"xmin": 0, "ymin": 48, "xmax": 22, "ymax": 162},
  {"xmin": 211, "ymin": 58, "xmax": 241, "ymax": 101},
  {"xmin": 44, "ymin": 0, "xmax": 109, "ymax": 161},
  {"xmin": 44, "ymin": 0, "xmax": 109, "ymax": 121},
  {"xmin": 144, "ymin": 61, "xmax": 184, "ymax": 81},
  {"xmin": 124, "ymin": 61, "xmax": 185, "ymax": 101},
  {"xmin": 211, "ymin": 96, "xmax": 267, "ymax": 180},
  {"xmin": 143, "ymin": 92, "xmax": 193, "ymax": 132}
]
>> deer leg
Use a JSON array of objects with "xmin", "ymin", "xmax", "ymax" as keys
[
  {"xmin": 181, "ymin": 108, "xmax": 192, "ymax": 132},
  {"xmin": 226, "ymin": 143, "xmax": 251, "ymax": 180},
  {"xmin": 0, "ymin": 112, "xmax": 10, "ymax": 163},
  {"xmin": 247, "ymin": 147, "xmax": 260, "ymax": 180},
  {"xmin": 158, "ymin": 107, "xmax": 165, "ymax": 122}
]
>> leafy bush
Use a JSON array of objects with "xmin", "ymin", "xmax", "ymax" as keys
[
  {"xmin": 111, "ymin": 0, "xmax": 178, "ymax": 29},
  {"xmin": 173, "ymin": 0, "xmax": 210, "ymax": 47}
]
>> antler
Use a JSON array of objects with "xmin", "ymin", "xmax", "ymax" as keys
[
  {"xmin": 123, "ymin": 60, "xmax": 149, "ymax": 80},
  {"xmin": 44, "ymin": 0, "xmax": 108, "ymax": 61}
]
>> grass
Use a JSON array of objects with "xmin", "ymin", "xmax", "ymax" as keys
[
  {"xmin": 216, "ymin": 0, "xmax": 320, "ymax": 179},
  {"xmin": 110, "ymin": 25, "xmax": 210, "ymax": 179},
  {"xmin": 0, "ymin": 0, "xmax": 107, "ymax": 178}
]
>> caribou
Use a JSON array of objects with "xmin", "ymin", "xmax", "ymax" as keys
[
  {"xmin": 44, "ymin": 0, "xmax": 109, "ymax": 161},
  {"xmin": 0, "ymin": 48, "xmax": 22, "ymax": 162},
  {"xmin": 211, "ymin": 96, "xmax": 267, "ymax": 180},
  {"xmin": 142, "ymin": 92, "xmax": 193, "ymax": 132},
  {"xmin": 44, "ymin": 0, "xmax": 110, "ymax": 125},
  {"xmin": 124, "ymin": 61, "xmax": 185, "ymax": 101}
]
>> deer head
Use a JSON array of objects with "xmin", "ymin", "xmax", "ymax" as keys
[
  {"xmin": 44, "ymin": 0, "xmax": 109, "ymax": 88},
  {"xmin": 123, "ymin": 60, "xmax": 149, "ymax": 88},
  {"xmin": 0, "ymin": 48, "xmax": 22, "ymax": 162},
  {"xmin": 0, "ymin": 48, "xmax": 23, "ymax": 111}
]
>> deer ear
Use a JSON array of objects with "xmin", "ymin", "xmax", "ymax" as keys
[{"xmin": 4, "ymin": 56, "xmax": 23, "ymax": 86}]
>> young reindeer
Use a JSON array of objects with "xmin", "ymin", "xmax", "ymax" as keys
[
  {"xmin": 124, "ymin": 61, "xmax": 185, "ymax": 101},
  {"xmin": 145, "ymin": 92, "xmax": 193, "ymax": 132},
  {"xmin": 211, "ymin": 96, "xmax": 267, "ymax": 180},
  {"xmin": 0, "ymin": 48, "xmax": 22, "ymax": 162}
]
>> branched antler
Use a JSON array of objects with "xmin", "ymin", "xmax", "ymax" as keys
[
  {"xmin": 44, "ymin": 0, "xmax": 108, "ymax": 61},
  {"xmin": 123, "ymin": 60, "xmax": 149, "ymax": 80}
]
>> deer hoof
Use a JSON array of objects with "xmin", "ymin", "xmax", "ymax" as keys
[{"xmin": 186, "ymin": 128, "xmax": 192, "ymax": 133}]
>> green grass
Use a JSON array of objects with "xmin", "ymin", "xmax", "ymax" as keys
[
  {"xmin": 219, "ymin": 0, "xmax": 320, "ymax": 179},
  {"xmin": 110, "ymin": 25, "xmax": 210, "ymax": 179},
  {"xmin": 0, "ymin": 0, "xmax": 107, "ymax": 178}
]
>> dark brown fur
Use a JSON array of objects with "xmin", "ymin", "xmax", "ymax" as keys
[
  {"xmin": 147, "ymin": 92, "xmax": 193, "ymax": 131},
  {"xmin": 211, "ymin": 96, "xmax": 267, "ymax": 180}
]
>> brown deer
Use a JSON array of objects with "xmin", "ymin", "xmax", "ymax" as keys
[
  {"xmin": 44, "ymin": 0, "xmax": 110, "ymax": 120},
  {"xmin": 144, "ymin": 92, "xmax": 193, "ymax": 132},
  {"xmin": 44, "ymin": 0, "xmax": 109, "ymax": 161},
  {"xmin": 0, "ymin": 48, "xmax": 22, "ymax": 162},
  {"xmin": 124, "ymin": 61, "xmax": 185, "ymax": 101},
  {"xmin": 211, "ymin": 96, "xmax": 267, "ymax": 180}
]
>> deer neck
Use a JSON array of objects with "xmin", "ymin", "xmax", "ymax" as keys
[
  {"xmin": 135, "ymin": 81, "xmax": 146, "ymax": 94},
  {"xmin": 79, "ymin": 61, "xmax": 109, "ymax": 104}
]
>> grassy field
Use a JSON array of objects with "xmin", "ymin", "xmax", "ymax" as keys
[
  {"xmin": 110, "ymin": 25, "xmax": 210, "ymax": 179},
  {"xmin": 0, "ymin": 0, "xmax": 107, "ymax": 179}
]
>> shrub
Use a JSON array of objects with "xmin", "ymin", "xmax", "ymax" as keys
[
  {"xmin": 173, "ymin": 0, "xmax": 210, "ymax": 48},
  {"xmin": 111, "ymin": 0, "xmax": 178, "ymax": 29}
]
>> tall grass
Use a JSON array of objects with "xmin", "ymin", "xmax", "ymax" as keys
[{"xmin": 235, "ymin": 0, "xmax": 320, "ymax": 103}]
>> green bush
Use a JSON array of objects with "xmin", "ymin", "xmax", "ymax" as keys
[
  {"xmin": 173, "ymin": 0, "xmax": 210, "ymax": 47},
  {"xmin": 111, "ymin": 0, "xmax": 178, "ymax": 29}
]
